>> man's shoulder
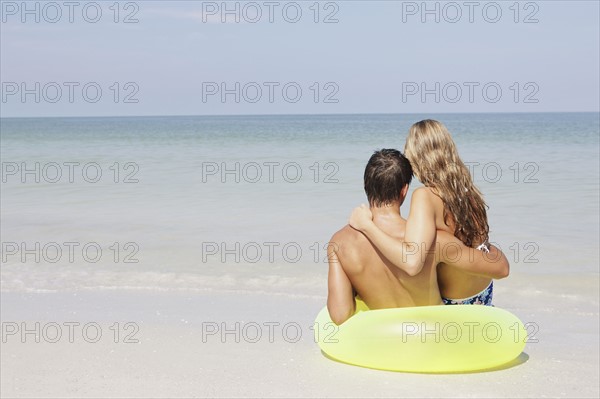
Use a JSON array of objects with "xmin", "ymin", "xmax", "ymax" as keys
[{"xmin": 329, "ymin": 225, "xmax": 366, "ymax": 251}]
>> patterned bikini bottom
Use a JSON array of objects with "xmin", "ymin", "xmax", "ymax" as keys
[{"xmin": 442, "ymin": 281, "xmax": 494, "ymax": 306}]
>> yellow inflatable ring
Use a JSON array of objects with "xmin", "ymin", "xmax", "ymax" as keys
[{"xmin": 315, "ymin": 300, "xmax": 527, "ymax": 373}]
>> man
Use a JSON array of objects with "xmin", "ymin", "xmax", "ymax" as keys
[{"xmin": 327, "ymin": 149, "xmax": 509, "ymax": 325}]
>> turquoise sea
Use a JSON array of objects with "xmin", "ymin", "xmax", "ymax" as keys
[{"xmin": 1, "ymin": 113, "xmax": 598, "ymax": 294}]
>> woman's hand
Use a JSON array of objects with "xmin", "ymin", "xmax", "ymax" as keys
[{"xmin": 349, "ymin": 204, "xmax": 374, "ymax": 232}]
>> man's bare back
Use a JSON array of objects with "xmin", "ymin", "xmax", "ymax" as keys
[
  {"xmin": 326, "ymin": 149, "xmax": 444, "ymax": 324},
  {"xmin": 329, "ymin": 208, "xmax": 442, "ymax": 311}
]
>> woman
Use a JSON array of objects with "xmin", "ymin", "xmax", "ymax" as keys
[{"xmin": 349, "ymin": 119, "xmax": 508, "ymax": 305}]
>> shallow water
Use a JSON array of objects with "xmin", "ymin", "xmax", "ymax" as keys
[{"xmin": 1, "ymin": 113, "xmax": 598, "ymax": 293}]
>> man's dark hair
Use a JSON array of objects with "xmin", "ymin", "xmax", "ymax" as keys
[{"xmin": 364, "ymin": 149, "xmax": 413, "ymax": 207}]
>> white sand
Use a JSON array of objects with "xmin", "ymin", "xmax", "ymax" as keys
[{"xmin": 1, "ymin": 272, "xmax": 598, "ymax": 398}]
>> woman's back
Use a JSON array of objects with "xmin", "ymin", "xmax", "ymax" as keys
[{"xmin": 421, "ymin": 186, "xmax": 492, "ymax": 300}]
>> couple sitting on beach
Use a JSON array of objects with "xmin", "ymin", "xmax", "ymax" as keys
[{"xmin": 327, "ymin": 120, "xmax": 510, "ymax": 325}]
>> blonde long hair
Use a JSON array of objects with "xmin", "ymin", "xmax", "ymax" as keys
[{"xmin": 404, "ymin": 120, "xmax": 489, "ymax": 247}]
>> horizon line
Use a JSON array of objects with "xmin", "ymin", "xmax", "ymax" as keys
[{"xmin": 1, "ymin": 110, "xmax": 599, "ymax": 120}]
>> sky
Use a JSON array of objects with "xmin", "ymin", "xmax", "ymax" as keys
[{"xmin": 1, "ymin": 0, "xmax": 599, "ymax": 117}]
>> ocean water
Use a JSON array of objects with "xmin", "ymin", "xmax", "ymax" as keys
[{"xmin": 1, "ymin": 113, "xmax": 598, "ymax": 295}]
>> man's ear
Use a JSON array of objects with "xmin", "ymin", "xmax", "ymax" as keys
[{"xmin": 400, "ymin": 184, "xmax": 409, "ymax": 205}]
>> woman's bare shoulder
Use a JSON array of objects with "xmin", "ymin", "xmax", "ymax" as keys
[
  {"xmin": 411, "ymin": 186, "xmax": 438, "ymax": 202},
  {"xmin": 411, "ymin": 187, "xmax": 447, "ymax": 224}
]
